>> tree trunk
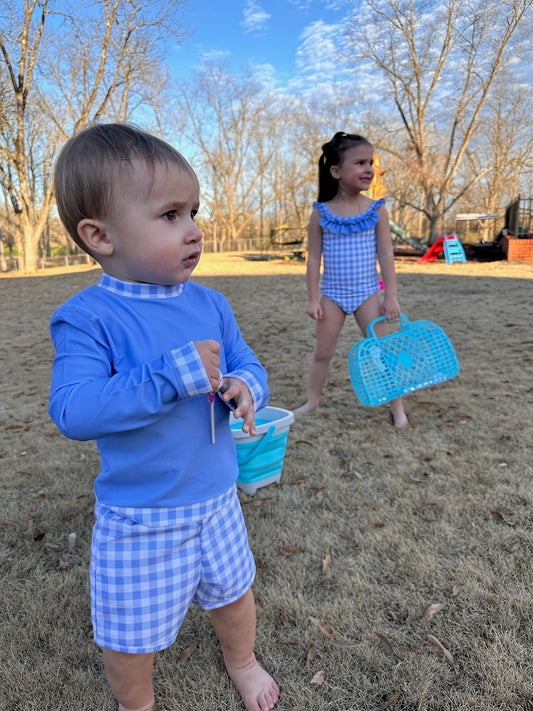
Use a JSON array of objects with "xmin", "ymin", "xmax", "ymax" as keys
[
  {"xmin": 0, "ymin": 233, "xmax": 8, "ymax": 272},
  {"xmin": 427, "ymin": 213, "xmax": 441, "ymax": 245},
  {"xmin": 18, "ymin": 212, "xmax": 45, "ymax": 273}
]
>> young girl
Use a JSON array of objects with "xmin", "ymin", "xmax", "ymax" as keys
[{"xmin": 295, "ymin": 132, "xmax": 409, "ymax": 427}]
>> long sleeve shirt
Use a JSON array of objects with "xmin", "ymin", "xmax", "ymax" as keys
[{"xmin": 49, "ymin": 274, "xmax": 269, "ymax": 507}]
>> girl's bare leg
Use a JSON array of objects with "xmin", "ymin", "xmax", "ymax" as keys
[
  {"xmin": 354, "ymin": 293, "xmax": 409, "ymax": 427},
  {"xmin": 210, "ymin": 588, "xmax": 279, "ymax": 711},
  {"xmin": 102, "ymin": 648, "xmax": 155, "ymax": 711},
  {"xmin": 295, "ymin": 297, "xmax": 346, "ymax": 414}
]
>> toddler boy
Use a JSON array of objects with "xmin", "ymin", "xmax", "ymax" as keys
[{"xmin": 49, "ymin": 123, "xmax": 279, "ymax": 711}]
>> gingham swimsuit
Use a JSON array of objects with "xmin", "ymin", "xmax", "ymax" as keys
[{"xmin": 317, "ymin": 198, "xmax": 384, "ymax": 314}]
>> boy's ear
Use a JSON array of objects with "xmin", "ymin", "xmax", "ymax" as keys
[{"xmin": 77, "ymin": 219, "xmax": 114, "ymax": 256}]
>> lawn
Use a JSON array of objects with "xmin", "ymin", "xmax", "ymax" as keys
[{"xmin": 1, "ymin": 255, "xmax": 532, "ymax": 710}]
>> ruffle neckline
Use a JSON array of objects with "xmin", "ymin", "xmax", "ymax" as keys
[{"xmin": 314, "ymin": 198, "xmax": 385, "ymax": 234}]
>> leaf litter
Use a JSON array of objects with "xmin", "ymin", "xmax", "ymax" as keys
[
  {"xmin": 372, "ymin": 692, "xmax": 401, "ymax": 710},
  {"xmin": 322, "ymin": 553, "xmax": 331, "ymax": 573},
  {"xmin": 422, "ymin": 603, "xmax": 446, "ymax": 619},
  {"xmin": 309, "ymin": 616, "xmax": 356, "ymax": 648},
  {"xmin": 426, "ymin": 634, "xmax": 457, "ymax": 671},
  {"xmin": 310, "ymin": 670, "xmax": 326, "ymax": 685},
  {"xmin": 374, "ymin": 632, "xmax": 402, "ymax": 661},
  {"xmin": 300, "ymin": 644, "xmax": 316, "ymax": 673}
]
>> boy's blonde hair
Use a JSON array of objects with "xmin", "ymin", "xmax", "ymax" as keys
[{"xmin": 53, "ymin": 123, "xmax": 194, "ymax": 254}]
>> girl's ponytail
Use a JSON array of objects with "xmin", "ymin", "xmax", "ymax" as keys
[{"xmin": 317, "ymin": 132, "xmax": 373, "ymax": 202}]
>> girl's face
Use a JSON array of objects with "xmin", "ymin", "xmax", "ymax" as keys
[{"xmin": 331, "ymin": 143, "xmax": 375, "ymax": 194}]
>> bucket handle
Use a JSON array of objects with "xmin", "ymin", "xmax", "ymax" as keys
[{"xmin": 237, "ymin": 425, "xmax": 276, "ymax": 465}]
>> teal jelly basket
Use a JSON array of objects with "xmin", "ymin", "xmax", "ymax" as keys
[
  {"xmin": 230, "ymin": 406, "xmax": 294, "ymax": 495},
  {"xmin": 349, "ymin": 313, "xmax": 459, "ymax": 406}
]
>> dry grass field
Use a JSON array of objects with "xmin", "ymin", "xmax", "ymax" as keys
[{"xmin": 1, "ymin": 254, "xmax": 532, "ymax": 711}]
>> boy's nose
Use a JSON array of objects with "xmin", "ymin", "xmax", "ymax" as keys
[{"xmin": 187, "ymin": 223, "xmax": 202, "ymax": 242}]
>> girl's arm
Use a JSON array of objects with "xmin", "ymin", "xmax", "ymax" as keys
[
  {"xmin": 305, "ymin": 208, "xmax": 323, "ymax": 320},
  {"xmin": 375, "ymin": 204, "xmax": 401, "ymax": 320}
]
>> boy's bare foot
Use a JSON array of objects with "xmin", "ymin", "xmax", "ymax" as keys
[
  {"xmin": 293, "ymin": 401, "xmax": 318, "ymax": 415},
  {"xmin": 227, "ymin": 658, "xmax": 280, "ymax": 711}
]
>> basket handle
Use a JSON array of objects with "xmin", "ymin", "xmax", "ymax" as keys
[
  {"xmin": 366, "ymin": 313, "xmax": 410, "ymax": 339},
  {"xmin": 236, "ymin": 425, "xmax": 276, "ymax": 465}
]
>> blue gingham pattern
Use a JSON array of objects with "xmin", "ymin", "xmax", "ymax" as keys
[
  {"xmin": 97, "ymin": 274, "xmax": 265, "ymax": 406},
  {"xmin": 98, "ymin": 273, "xmax": 184, "ymax": 299},
  {"xmin": 90, "ymin": 485, "xmax": 255, "ymax": 654},
  {"xmin": 317, "ymin": 201, "xmax": 382, "ymax": 314},
  {"xmin": 223, "ymin": 369, "xmax": 267, "ymax": 411},
  {"xmin": 171, "ymin": 341, "xmax": 211, "ymax": 396}
]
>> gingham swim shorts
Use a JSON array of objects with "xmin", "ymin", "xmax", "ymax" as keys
[{"xmin": 90, "ymin": 485, "xmax": 256, "ymax": 654}]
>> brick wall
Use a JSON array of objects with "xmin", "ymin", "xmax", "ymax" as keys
[{"xmin": 502, "ymin": 236, "xmax": 533, "ymax": 261}]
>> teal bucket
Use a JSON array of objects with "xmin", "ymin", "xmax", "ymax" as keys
[{"xmin": 230, "ymin": 406, "xmax": 294, "ymax": 494}]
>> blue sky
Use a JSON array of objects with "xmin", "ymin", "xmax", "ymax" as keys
[{"xmin": 171, "ymin": 0, "xmax": 354, "ymax": 90}]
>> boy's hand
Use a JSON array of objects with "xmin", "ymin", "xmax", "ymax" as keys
[
  {"xmin": 194, "ymin": 340, "xmax": 221, "ymax": 392},
  {"xmin": 220, "ymin": 378, "xmax": 257, "ymax": 435}
]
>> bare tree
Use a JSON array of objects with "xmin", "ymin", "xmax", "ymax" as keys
[
  {"xmin": 462, "ymin": 77, "xmax": 533, "ymax": 217},
  {"xmin": 176, "ymin": 60, "xmax": 312, "ymax": 250},
  {"xmin": 0, "ymin": 0, "xmax": 187, "ymax": 272},
  {"xmin": 346, "ymin": 0, "xmax": 533, "ymax": 242}
]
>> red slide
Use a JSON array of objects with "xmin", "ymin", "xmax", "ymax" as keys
[{"xmin": 417, "ymin": 235, "xmax": 445, "ymax": 262}]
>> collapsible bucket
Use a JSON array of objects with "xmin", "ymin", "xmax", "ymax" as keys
[{"xmin": 230, "ymin": 406, "xmax": 294, "ymax": 494}]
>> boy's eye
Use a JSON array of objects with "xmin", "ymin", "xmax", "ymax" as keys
[
  {"xmin": 163, "ymin": 210, "xmax": 177, "ymax": 222},
  {"xmin": 191, "ymin": 210, "xmax": 198, "ymax": 221}
]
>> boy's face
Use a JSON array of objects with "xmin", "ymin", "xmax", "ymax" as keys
[{"xmin": 100, "ymin": 159, "xmax": 202, "ymax": 285}]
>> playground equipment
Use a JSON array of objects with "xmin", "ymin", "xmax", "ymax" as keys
[
  {"xmin": 417, "ymin": 234, "xmax": 466, "ymax": 263},
  {"xmin": 389, "ymin": 220, "xmax": 426, "ymax": 253},
  {"xmin": 469, "ymin": 229, "xmax": 506, "ymax": 261},
  {"xmin": 417, "ymin": 235, "xmax": 446, "ymax": 262},
  {"xmin": 269, "ymin": 224, "xmax": 307, "ymax": 247},
  {"xmin": 270, "ymin": 220, "xmax": 425, "ymax": 256},
  {"xmin": 443, "ymin": 235, "xmax": 466, "ymax": 264},
  {"xmin": 268, "ymin": 224, "xmax": 307, "ymax": 260}
]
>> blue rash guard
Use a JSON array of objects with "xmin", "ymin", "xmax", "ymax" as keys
[{"xmin": 49, "ymin": 274, "xmax": 269, "ymax": 508}]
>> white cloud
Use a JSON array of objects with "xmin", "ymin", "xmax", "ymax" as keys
[
  {"xmin": 289, "ymin": 18, "xmax": 387, "ymax": 111},
  {"xmin": 248, "ymin": 62, "xmax": 280, "ymax": 90},
  {"xmin": 241, "ymin": 1, "xmax": 271, "ymax": 34},
  {"xmin": 287, "ymin": 0, "xmax": 351, "ymax": 9},
  {"xmin": 296, "ymin": 20, "xmax": 341, "ymax": 74},
  {"xmin": 286, "ymin": 0, "xmax": 313, "ymax": 9}
]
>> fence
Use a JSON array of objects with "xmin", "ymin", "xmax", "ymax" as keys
[
  {"xmin": 201, "ymin": 237, "xmax": 270, "ymax": 253},
  {"xmin": 3, "ymin": 241, "xmax": 272, "ymax": 273},
  {"xmin": 2, "ymin": 230, "xmax": 308, "ymax": 272},
  {"xmin": 505, "ymin": 195, "xmax": 532, "ymax": 237},
  {"xmin": 3, "ymin": 253, "xmax": 95, "ymax": 272}
]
